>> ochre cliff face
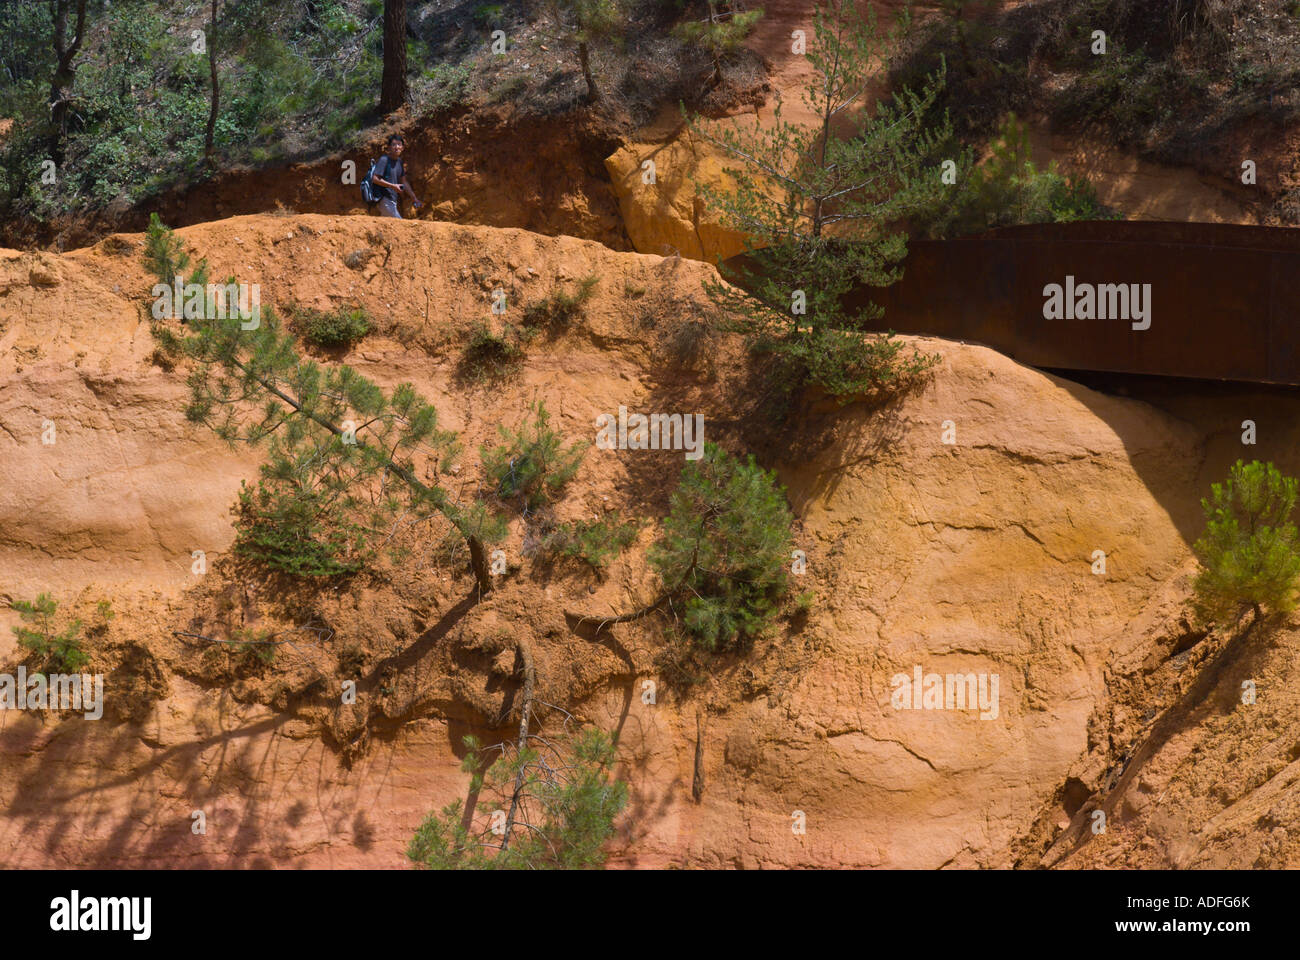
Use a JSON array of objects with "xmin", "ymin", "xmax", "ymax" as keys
[
  {"xmin": 605, "ymin": 109, "xmax": 751, "ymax": 264},
  {"xmin": 4, "ymin": 215, "xmax": 1293, "ymax": 868}
]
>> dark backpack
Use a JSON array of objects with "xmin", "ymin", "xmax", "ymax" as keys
[{"xmin": 360, "ymin": 155, "xmax": 391, "ymax": 205}]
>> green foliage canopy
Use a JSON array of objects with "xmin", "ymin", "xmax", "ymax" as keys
[{"xmin": 1192, "ymin": 459, "xmax": 1300, "ymax": 624}]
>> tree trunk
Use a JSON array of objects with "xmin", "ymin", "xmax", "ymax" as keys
[
  {"xmin": 379, "ymin": 0, "xmax": 408, "ymax": 114},
  {"xmin": 500, "ymin": 639, "xmax": 535, "ymax": 851},
  {"xmin": 578, "ymin": 41, "xmax": 599, "ymax": 102},
  {"xmin": 204, "ymin": 0, "xmax": 220, "ymax": 162},
  {"xmin": 566, "ymin": 591, "xmax": 671, "ymax": 633},
  {"xmin": 48, "ymin": 0, "xmax": 88, "ymax": 165},
  {"xmin": 468, "ymin": 536, "xmax": 492, "ymax": 598},
  {"xmin": 954, "ymin": 19, "xmax": 977, "ymax": 77}
]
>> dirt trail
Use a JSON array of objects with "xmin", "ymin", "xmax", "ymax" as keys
[{"xmin": 1, "ymin": 107, "xmax": 630, "ymax": 254}]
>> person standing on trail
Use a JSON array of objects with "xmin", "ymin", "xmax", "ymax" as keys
[{"xmin": 371, "ymin": 134, "xmax": 423, "ymax": 218}]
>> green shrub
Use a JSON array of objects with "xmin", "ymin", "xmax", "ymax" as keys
[
  {"xmin": 417, "ymin": 62, "xmax": 473, "ymax": 112},
  {"xmin": 233, "ymin": 627, "xmax": 277, "ymax": 667},
  {"xmin": 293, "ymin": 303, "xmax": 372, "ymax": 348},
  {"xmin": 459, "ymin": 321, "xmax": 526, "ymax": 381},
  {"xmin": 489, "ymin": 75, "xmax": 527, "ymax": 103},
  {"xmin": 482, "ymin": 402, "xmax": 585, "ymax": 511},
  {"xmin": 88, "ymin": 599, "xmax": 116, "ymax": 637},
  {"xmin": 10, "ymin": 594, "xmax": 90, "ymax": 673},
  {"xmin": 793, "ymin": 588, "xmax": 815, "ymax": 614},
  {"xmin": 473, "ymin": 4, "xmax": 506, "ymax": 26},
  {"xmin": 541, "ymin": 515, "xmax": 640, "ymax": 570},
  {"xmin": 521, "ymin": 275, "xmax": 598, "ymax": 333},
  {"xmin": 916, "ymin": 114, "xmax": 1117, "ymax": 238},
  {"xmin": 649, "ymin": 443, "xmax": 794, "ymax": 652},
  {"xmin": 232, "ymin": 479, "xmax": 374, "ymax": 577},
  {"xmin": 1192, "ymin": 460, "xmax": 1300, "ymax": 624}
]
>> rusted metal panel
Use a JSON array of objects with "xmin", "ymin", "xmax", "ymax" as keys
[
  {"xmin": 723, "ymin": 222, "xmax": 1300, "ymax": 384},
  {"xmin": 1269, "ymin": 250, "xmax": 1300, "ymax": 383}
]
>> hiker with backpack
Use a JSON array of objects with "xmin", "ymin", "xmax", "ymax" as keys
[{"xmin": 363, "ymin": 134, "xmax": 423, "ymax": 218}]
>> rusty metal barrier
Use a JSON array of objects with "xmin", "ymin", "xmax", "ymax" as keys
[{"xmin": 726, "ymin": 222, "xmax": 1300, "ymax": 385}]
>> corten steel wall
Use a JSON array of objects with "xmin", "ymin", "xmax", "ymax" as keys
[{"xmin": 725, "ymin": 222, "xmax": 1300, "ymax": 384}]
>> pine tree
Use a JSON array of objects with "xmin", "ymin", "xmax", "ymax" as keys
[
  {"xmin": 11, "ymin": 594, "xmax": 89, "ymax": 673},
  {"xmin": 686, "ymin": 0, "xmax": 958, "ymax": 400},
  {"xmin": 538, "ymin": 0, "xmax": 625, "ymax": 102},
  {"xmin": 570, "ymin": 443, "xmax": 795, "ymax": 648},
  {"xmin": 673, "ymin": 0, "xmax": 763, "ymax": 87},
  {"xmin": 1192, "ymin": 459, "xmax": 1300, "ymax": 625},
  {"xmin": 408, "ymin": 725, "xmax": 627, "ymax": 869},
  {"xmin": 649, "ymin": 442, "xmax": 793, "ymax": 651},
  {"xmin": 143, "ymin": 213, "xmax": 203, "ymax": 286},
  {"xmin": 481, "ymin": 401, "xmax": 586, "ymax": 514},
  {"xmin": 148, "ymin": 220, "xmax": 501, "ymax": 593}
]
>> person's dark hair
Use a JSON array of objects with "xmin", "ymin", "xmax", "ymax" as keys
[{"xmin": 386, "ymin": 134, "xmax": 405, "ymax": 148}]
